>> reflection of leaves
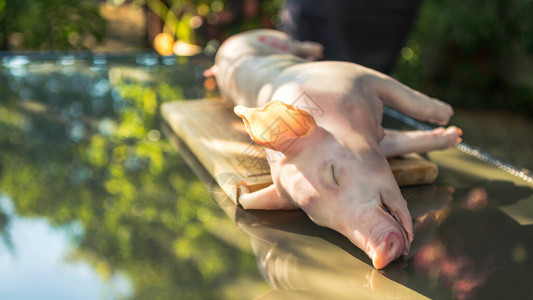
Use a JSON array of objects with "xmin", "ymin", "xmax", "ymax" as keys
[
  {"xmin": 0, "ymin": 60, "xmax": 265, "ymax": 298},
  {"xmin": 0, "ymin": 207, "xmax": 11, "ymax": 249}
]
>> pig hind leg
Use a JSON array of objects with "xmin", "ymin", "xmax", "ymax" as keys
[
  {"xmin": 372, "ymin": 76, "xmax": 454, "ymax": 126},
  {"xmin": 379, "ymin": 126, "xmax": 462, "ymax": 157},
  {"xmin": 255, "ymin": 30, "xmax": 324, "ymax": 59}
]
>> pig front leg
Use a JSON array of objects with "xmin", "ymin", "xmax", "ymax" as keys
[
  {"xmin": 239, "ymin": 184, "xmax": 298, "ymax": 210},
  {"xmin": 379, "ymin": 127, "xmax": 463, "ymax": 157}
]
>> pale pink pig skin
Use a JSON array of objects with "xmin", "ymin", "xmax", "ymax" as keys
[{"xmin": 209, "ymin": 29, "xmax": 462, "ymax": 269}]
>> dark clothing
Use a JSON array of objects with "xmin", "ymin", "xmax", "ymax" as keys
[{"xmin": 280, "ymin": 0, "xmax": 421, "ymax": 74}]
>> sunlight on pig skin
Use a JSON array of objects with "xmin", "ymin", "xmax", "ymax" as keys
[{"xmin": 210, "ymin": 29, "xmax": 462, "ymax": 269}]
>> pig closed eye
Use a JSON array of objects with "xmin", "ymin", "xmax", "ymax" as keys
[{"xmin": 331, "ymin": 165, "xmax": 340, "ymax": 187}]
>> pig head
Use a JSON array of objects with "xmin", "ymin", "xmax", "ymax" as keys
[{"xmin": 235, "ymin": 101, "xmax": 413, "ymax": 269}]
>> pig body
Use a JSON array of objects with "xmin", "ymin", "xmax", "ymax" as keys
[{"xmin": 210, "ymin": 29, "xmax": 462, "ymax": 269}]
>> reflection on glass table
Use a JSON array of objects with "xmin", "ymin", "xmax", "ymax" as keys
[{"xmin": 0, "ymin": 53, "xmax": 270, "ymax": 299}]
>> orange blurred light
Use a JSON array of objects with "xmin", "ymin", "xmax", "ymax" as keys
[{"xmin": 153, "ymin": 33, "xmax": 175, "ymax": 56}]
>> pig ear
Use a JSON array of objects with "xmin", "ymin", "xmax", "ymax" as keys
[{"xmin": 234, "ymin": 101, "xmax": 317, "ymax": 152}]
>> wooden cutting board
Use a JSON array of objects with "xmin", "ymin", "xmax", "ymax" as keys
[{"xmin": 161, "ymin": 99, "xmax": 438, "ymax": 204}]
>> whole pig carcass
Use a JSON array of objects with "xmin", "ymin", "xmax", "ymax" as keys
[{"xmin": 206, "ymin": 29, "xmax": 462, "ymax": 269}]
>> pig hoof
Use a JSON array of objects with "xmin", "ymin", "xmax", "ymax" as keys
[{"xmin": 432, "ymin": 126, "xmax": 463, "ymax": 148}]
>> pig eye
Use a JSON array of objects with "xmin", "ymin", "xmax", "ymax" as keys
[{"xmin": 331, "ymin": 165, "xmax": 340, "ymax": 187}]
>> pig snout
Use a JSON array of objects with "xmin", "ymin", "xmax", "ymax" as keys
[
  {"xmin": 370, "ymin": 230, "xmax": 406, "ymax": 269},
  {"xmin": 341, "ymin": 199, "xmax": 411, "ymax": 269}
]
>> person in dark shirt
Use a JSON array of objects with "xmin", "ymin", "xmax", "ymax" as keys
[{"xmin": 279, "ymin": 0, "xmax": 421, "ymax": 74}]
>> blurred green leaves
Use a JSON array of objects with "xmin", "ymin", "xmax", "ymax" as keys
[{"xmin": 395, "ymin": 0, "xmax": 533, "ymax": 114}]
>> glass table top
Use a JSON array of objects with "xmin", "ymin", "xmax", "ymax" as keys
[{"xmin": 0, "ymin": 52, "xmax": 532, "ymax": 300}]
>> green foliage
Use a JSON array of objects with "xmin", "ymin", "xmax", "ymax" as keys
[
  {"xmin": 0, "ymin": 0, "xmax": 106, "ymax": 50},
  {"xmin": 395, "ymin": 0, "xmax": 533, "ymax": 114}
]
